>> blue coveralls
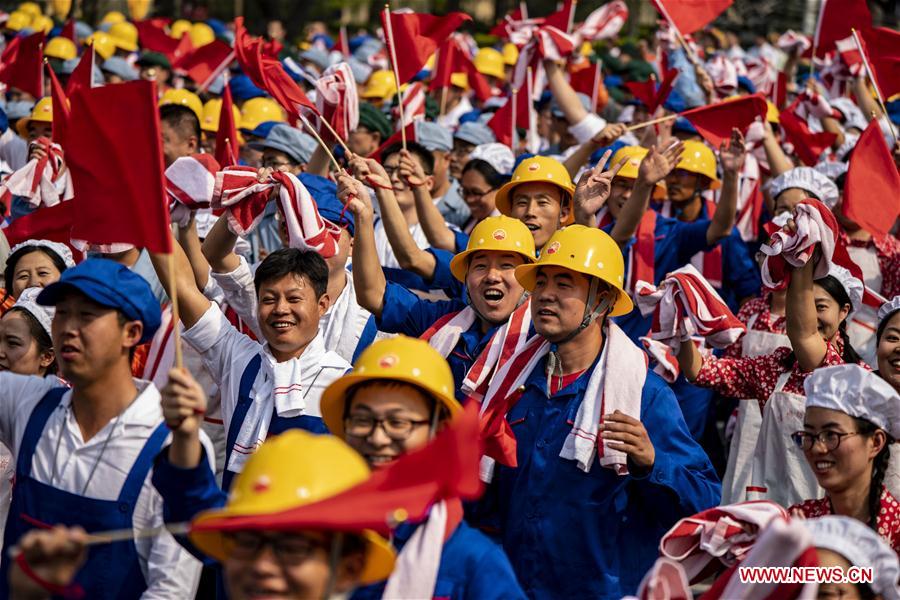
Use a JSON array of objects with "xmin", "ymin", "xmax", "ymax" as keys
[
  {"xmin": 0, "ymin": 388, "xmax": 170, "ymax": 599},
  {"xmin": 492, "ymin": 360, "xmax": 721, "ymax": 598}
]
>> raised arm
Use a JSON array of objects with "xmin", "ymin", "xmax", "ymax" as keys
[
  {"xmin": 761, "ymin": 120, "xmax": 794, "ymax": 176},
  {"xmin": 400, "ymin": 149, "xmax": 456, "ymax": 252},
  {"xmin": 786, "ymin": 256, "xmax": 829, "ymax": 372},
  {"xmin": 563, "ymin": 123, "xmax": 628, "ymax": 179},
  {"xmin": 176, "ymin": 216, "xmax": 210, "ymax": 292},
  {"xmin": 201, "ymin": 212, "xmax": 242, "ymax": 274},
  {"xmin": 706, "ymin": 129, "xmax": 745, "ymax": 245},
  {"xmin": 544, "ymin": 59, "xmax": 588, "ymax": 125},
  {"xmin": 852, "ymin": 76, "xmax": 882, "ymax": 122},
  {"xmin": 149, "ymin": 233, "xmax": 212, "ymax": 330},
  {"xmin": 337, "ymin": 170, "xmax": 385, "ymax": 318}
]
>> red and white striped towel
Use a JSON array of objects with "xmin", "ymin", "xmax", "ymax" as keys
[
  {"xmin": 759, "ymin": 199, "xmax": 838, "ymax": 291},
  {"xmin": 635, "ymin": 264, "xmax": 746, "ymax": 352},
  {"xmin": 640, "ymin": 336, "xmax": 680, "ymax": 383},
  {"xmin": 392, "ymin": 81, "xmax": 426, "ymax": 128},
  {"xmin": 629, "ymin": 557, "xmax": 691, "ymax": 600},
  {"xmin": 461, "ymin": 299, "xmax": 533, "ymax": 402},
  {"xmin": 165, "ymin": 154, "xmax": 222, "ymax": 227},
  {"xmin": 212, "ymin": 167, "xmax": 342, "ymax": 258},
  {"xmin": 659, "ymin": 500, "xmax": 791, "ymax": 584},
  {"xmin": 315, "ymin": 62, "xmax": 359, "ymax": 142},
  {"xmin": 575, "ymin": 1, "xmax": 628, "ymax": 43},
  {"xmin": 478, "ymin": 321, "xmax": 646, "ymax": 481},
  {"xmin": 0, "ymin": 137, "xmax": 73, "ymax": 210},
  {"xmin": 421, "ymin": 306, "xmax": 478, "ymax": 358}
]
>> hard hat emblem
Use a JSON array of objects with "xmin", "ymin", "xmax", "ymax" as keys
[
  {"xmin": 527, "ymin": 162, "xmax": 540, "ymax": 171},
  {"xmin": 546, "ymin": 241, "xmax": 560, "ymax": 255},
  {"xmin": 378, "ymin": 354, "xmax": 399, "ymax": 369},
  {"xmin": 492, "ymin": 229, "xmax": 507, "ymax": 240}
]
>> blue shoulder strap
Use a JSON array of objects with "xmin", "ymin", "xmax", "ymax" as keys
[
  {"xmin": 223, "ymin": 353, "xmax": 262, "ymax": 484},
  {"xmin": 16, "ymin": 387, "xmax": 67, "ymax": 477},
  {"xmin": 351, "ymin": 316, "xmax": 379, "ymax": 364},
  {"xmin": 117, "ymin": 422, "xmax": 170, "ymax": 505}
]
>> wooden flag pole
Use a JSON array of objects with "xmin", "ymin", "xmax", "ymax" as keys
[
  {"xmin": 809, "ymin": 0, "xmax": 828, "ymax": 80},
  {"xmin": 299, "ymin": 114, "xmax": 344, "ymax": 173},
  {"xmin": 167, "ymin": 252, "xmax": 184, "ymax": 369},
  {"xmin": 511, "ymin": 86, "xmax": 518, "ymax": 152},
  {"xmin": 7, "ymin": 522, "xmax": 192, "ymax": 557},
  {"xmin": 317, "ymin": 116, "xmax": 352, "ymax": 156},
  {"xmin": 625, "ymin": 112, "xmax": 679, "ymax": 132},
  {"xmin": 383, "ymin": 4, "xmax": 407, "ymax": 150},
  {"xmin": 566, "ymin": 0, "xmax": 578, "ymax": 35},
  {"xmin": 851, "ymin": 28, "xmax": 898, "ymax": 144},
  {"xmin": 591, "ymin": 59, "xmax": 602, "ymax": 111}
]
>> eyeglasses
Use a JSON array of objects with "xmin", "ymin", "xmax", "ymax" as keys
[
  {"xmin": 222, "ymin": 531, "xmax": 326, "ymax": 565},
  {"xmin": 462, "ymin": 187, "xmax": 492, "ymax": 201},
  {"xmin": 791, "ymin": 430, "xmax": 861, "ymax": 451},
  {"xmin": 344, "ymin": 414, "xmax": 430, "ymax": 441},
  {"xmin": 262, "ymin": 158, "xmax": 295, "ymax": 169}
]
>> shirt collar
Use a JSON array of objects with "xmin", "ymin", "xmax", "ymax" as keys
[{"xmin": 61, "ymin": 378, "xmax": 162, "ymax": 430}]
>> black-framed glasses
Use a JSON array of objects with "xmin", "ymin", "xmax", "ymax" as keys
[
  {"xmin": 222, "ymin": 531, "xmax": 327, "ymax": 565},
  {"xmin": 344, "ymin": 414, "xmax": 430, "ymax": 441},
  {"xmin": 262, "ymin": 158, "xmax": 294, "ymax": 169},
  {"xmin": 462, "ymin": 187, "xmax": 492, "ymax": 201},
  {"xmin": 791, "ymin": 430, "xmax": 861, "ymax": 451}
]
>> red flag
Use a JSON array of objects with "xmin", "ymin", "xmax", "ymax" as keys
[
  {"xmin": 179, "ymin": 40, "xmax": 234, "ymax": 90},
  {"xmin": 778, "ymin": 102, "xmax": 837, "ymax": 166},
  {"xmin": 2, "ymin": 202, "xmax": 79, "ymax": 259},
  {"xmin": 487, "ymin": 86, "xmax": 531, "ymax": 148},
  {"xmin": 60, "ymin": 19, "xmax": 75, "ymax": 42},
  {"xmin": 64, "ymin": 46, "xmax": 94, "ymax": 97},
  {"xmin": 191, "ymin": 402, "xmax": 483, "ymax": 538},
  {"xmin": 813, "ymin": 0, "xmax": 872, "ymax": 58},
  {"xmin": 859, "ymin": 28, "xmax": 900, "ymax": 100},
  {"xmin": 233, "ymin": 17, "xmax": 318, "ymax": 125},
  {"xmin": 681, "ymin": 93, "xmax": 767, "ymax": 147},
  {"xmin": 543, "ymin": 0, "xmax": 576, "ymax": 33},
  {"xmin": 489, "ymin": 7, "xmax": 524, "ymax": 38},
  {"xmin": 430, "ymin": 39, "xmax": 492, "ymax": 103},
  {"xmin": 46, "ymin": 66, "xmax": 69, "ymax": 147},
  {"xmin": 650, "ymin": 0, "xmax": 733, "ymax": 36},
  {"xmin": 624, "ymin": 68, "xmax": 679, "ymax": 114},
  {"xmin": 215, "ymin": 82, "xmax": 240, "ymax": 167},
  {"xmin": 368, "ymin": 122, "xmax": 417, "ymax": 162},
  {"xmin": 842, "ymin": 120, "xmax": 900, "ymax": 238},
  {"xmin": 134, "ymin": 20, "xmax": 182, "ymax": 57},
  {"xmin": 339, "ymin": 25, "xmax": 350, "ymax": 58},
  {"xmin": 0, "ymin": 32, "xmax": 45, "ymax": 98},
  {"xmin": 381, "ymin": 10, "xmax": 471, "ymax": 84},
  {"xmin": 67, "ymin": 80, "xmax": 172, "ymax": 253}
]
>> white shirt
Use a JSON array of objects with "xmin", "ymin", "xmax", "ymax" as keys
[
  {"xmin": 373, "ymin": 219, "xmax": 431, "ymax": 269},
  {"xmin": 0, "ymin": 374, "xmax": 211, "ymax": 599},
  {"xmin": 182, "ymin": 304, "xmax": 350, "ymax": 473},
  {"xmin": 437, "ymin": 96, "xmax": 473, "ymax": 130}
]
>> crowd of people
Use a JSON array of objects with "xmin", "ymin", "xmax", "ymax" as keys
[{"xmin": 0, "ymin": 1, "xmax": 896, "ymax": 598}]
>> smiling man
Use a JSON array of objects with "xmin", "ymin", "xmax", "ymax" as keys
[
  {"xmin": 150, "ymin": 239, "xmax": 350, "ymax": 491},
  {"xmin": 341, "ymin": 166, "xmax": 534, "ymax": 400}
]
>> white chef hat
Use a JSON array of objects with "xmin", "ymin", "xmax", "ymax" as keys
[
  {"xmin": 8, "ymin": 240, "xmax": 76, "ymax": 269},
  {"xmin": 820, "ymin": 263, "xmax": 863, "ymax": 315},
  {"xmin": 805, "ymin": 516, "xmax": 900, "ymax": 600},
  {"xmin": 8, "ymin": 287, "xmax": 54, "ymax": 338},
  {"xmin": 813, "ymin": 160, "xmax": 848, "ymax": 182},
  {"xmin": 804, "ymin": 364, "xmax": 900, "ymax": 439},
  {"xmin": 878, "ymin": 295, "xmax": 900, "ymax": 324},
  {"xmin": 829, "ymin": 98, "xmax": 869, "ymax": 132},
  {"xmin": 469, "ymin": 143, "xmax": 515, "ymax": 177},
  {"xmin": 767, "ymin": 166, "xmax": 840, "ymax": 209}
]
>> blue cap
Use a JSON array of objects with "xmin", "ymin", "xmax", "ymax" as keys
[
  {"xmin": 249, "ymin": 123, "xmax": 316, "ymax": 164},
  {"xmin": 300, "ymin": 47, "xmax": 331, "ymax": 71},
  {"xmin": 229, "ymin": 74, "xmax": 267, "ymax": 100},
  {"xmin": 454, "ymin": 121, "xmax": 496, "ymax": 146},
  {"xmin": 206, "ymin": 19, "xmax": 228, "ymax": 37},
  {"xmin": 589, "ymin": 140, "xmax": 628, "ymax": 168},
  {"xmin": 243, "ymin": 120, "xmax": 281, "ymax": 139},
  {"xmin": 37, "ymin": 258, "xmax": 162, "ymax": 344},
  {"xmin": 74, "ymin": 21, "xmax": 93, "ymax": 40},
  {"xmin": 673, "ymin": 116, "xmax": 698, "ymax": 135},
  {"xmin": 415, "ymin": 120, "xmax": 452, "ymax": 152},
  {"xmin": 299, "ymin": 173, "xmax": 355, "ymax": 236},
  {"xmin": 5, "ymin": 99, "xmax": 34, "ymax": 120},
  {"xmin": 101, "ymin": 56, "xmax": 139, "ymax": 81},
  {"xmin": 458, "ymin": 109, "xmax": 482, "ymax": 125},
  {"xmin": 737, "ymin": 75, "xmax": 756, "ymax": 93},
  {"xmin": 310, "ymin": 33, "xmax": 334, "ymax": 51}
]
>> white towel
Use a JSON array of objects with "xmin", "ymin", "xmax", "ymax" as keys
[
  {"xmin": 260, "ymin": 349, "xmax": 307, "ymax": 418},
  {"xmin": 381, "ymin": 500, "xmax": 447, "ymax": 600}
]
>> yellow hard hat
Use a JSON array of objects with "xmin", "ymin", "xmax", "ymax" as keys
[
  {"xmin": 189, "ymin": 22, "xmax": 215, "ymax": 47},
  {"xmin": 675, "ymin": 140, "xmax": 720, "ymax": 190},
  {"xmin": 766, "ymin": 100, "xmax": 780, "ymax": 124},
  {"xmin": 361, "ymin": 70, "xmax": 397, "ymax": 100},
  {"xmin": 44, "ymin": 37, "xmax": 78, "ymax": 61},
  {"xmin": 239, "ymin": 97, "xmax": 286, "ymax": 131},
  {"xmin": 450, "ymin": 72, "xmax": 468, "ymax": 90},
  {"xmin": 16, "ymin": 2, "xmax": 40, "ymax": 18},
  {"xmin": 609, "ymin": 146, "xmax": 667, "ymax": 200},
  {"xmin": 189, "ymin": 431, "xmax": 396, "ymax": 584},
  {"xmin": 495, "ymin": 156, "xmax": 576, "ymax": 225},
  {"xmin": 515, "ymin": 225, "xmax": 633, "ymax": 317},
  {"xmin": 159, "ymin": 89, "xmax": 203, "ymax": 121},
  {"xmin": 320, "ymin": 336, "xmax": 461, "ymax": 439},
  {"xmin": 50, "ymin": 0, "xmax": 71, "ymax": 18},
  {"xmin": 449, "ymin": 215, "xmax": 536, "ymax": 282},
  {"xmin": 126, "ymin": 0, "xmax": 151, "ymax": 21},
  {"xmin": 5, "ymin": 11, "xmax": 31, "ymax": 31},
  {"xmin": 86, "ymin": 31, "xmax": 116, "ymax": 60},
  {"xmin": 29, "ymin": 14, "xmax": 52, "ymax": 34},
  {"xmin": 170, "ymin": 19, "xmax": 192, "ymax": 40},
  {"xmin": 109, "ymin": 21, "xmax": 138, "ymax": 52},
  {"xmin": 17, "ymin": 97, "xmax": 53, "ymax": 138},
  {"xmin": 100, "ymin": 10, "xmax": 127, "ymax": 26},
  {"xmin": 201, "ymin": 98, "xmax": 242, "ymax": 133},
  {"xmin": 501, "ymin": 43, "xmax": 518, "ymax": 66},
  {"xmin": 474, "ymin": 47, "xmax": 506, "ymax": 81}
]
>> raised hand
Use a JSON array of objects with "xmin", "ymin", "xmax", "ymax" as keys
[
  {"xmin": 638, "ymin": 140, "xmax": 684, "ymax": 186},
  {"xmin": 336, "ymin": 171, "xmax": 373, "ymax": 220},
  {"xmin": 719, "ymin": 127, "xmax": 747, "ymax": 174},
  {"xmin": 573, "ymin": 150, "xmax": 629, "ymax": 222},
  {"xmin": 398, "ymin": 149, "xmax": 427, "ymax": 189},
  {"xmin": 160, "ymin": 367, "xmax": 207, "ymax": 437},
  {"xmin": 591, "ymin": 123, "xmax": 628, "ymax": 147}
]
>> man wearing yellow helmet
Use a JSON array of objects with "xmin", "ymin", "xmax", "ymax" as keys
[
  {"xmin": 340, "ymin": 165, "xmax": 536, "ymax": 400},
  {"xmin": 484, "ymin": 225, "xmax": 720, "ymax": 598},
  {"xmin": 159, "ymin": 101, "xmax": 201, "ymax": 167}
]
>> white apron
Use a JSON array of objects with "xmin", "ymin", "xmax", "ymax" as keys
[
  {"xmin": 721, "ymin": 316, "xmax": 791, "ymax": 504},
  {"xmin": 746, "ymin": 371, "xmax": 823, "ymax": 507},
  {"xmin": 846, "ymin": 245, "xmax": 882, "ymax": 367}
]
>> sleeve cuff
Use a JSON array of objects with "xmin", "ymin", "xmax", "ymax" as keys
[
  {"xmin": 211, "ymin": 256, "xmax": 255, "ymax": 293},
  {"xmin": 569, "ymin": 113, "xmax": 607, "ymax": 145}
]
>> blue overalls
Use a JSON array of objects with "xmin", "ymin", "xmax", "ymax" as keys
[
  {"xmin": 0, "ymin": 388, "xmax": 170, "ymax": 599},
  {"xmin": 221, "ymin": 354, "xmax": 330, "ymax": 491}
]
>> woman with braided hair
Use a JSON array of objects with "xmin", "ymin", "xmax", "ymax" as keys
[{"xmin": 789, "ymin": 364, "xmax": 900, "ymax": 554}]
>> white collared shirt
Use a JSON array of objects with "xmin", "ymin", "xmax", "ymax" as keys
[
  {"xmin": 0, "ymin": 374, "xmax": 210, "ymax": 598},
  {"xmin": 182, "ymin": 304, "xmax": 350, "ymax": 472}
]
